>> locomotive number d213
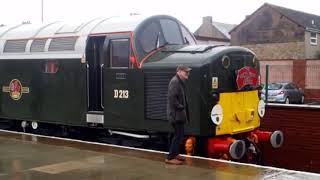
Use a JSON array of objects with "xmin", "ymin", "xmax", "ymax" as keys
[{"xmin": 113, "ymin": 89, "xmax": 129, "ymax": 99}]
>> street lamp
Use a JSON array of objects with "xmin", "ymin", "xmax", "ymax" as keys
[{"xmin": 41, "ymin": 0, "xmax": 44, "ymax": 23}]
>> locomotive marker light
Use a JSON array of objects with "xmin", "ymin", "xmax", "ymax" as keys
[
  {"xmin": 221, "ymin": 55, "xmax": 230, "ymax": 69},
  {"xmin": 257, "ymin": 100, "xmax": 265, "ymax": 117},
  {"xmin": 211, "ymin": 104, "xmax": 223, "ymax": 125}
]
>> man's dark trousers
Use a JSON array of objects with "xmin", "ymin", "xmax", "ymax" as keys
[{"xmin": 167, "ymin": 122, "xmax": 184, "ymax": 160}]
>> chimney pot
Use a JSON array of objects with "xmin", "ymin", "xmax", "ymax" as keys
[{"xmin": 203, "ymin": 16, "xmax": 213, "ymax": 24}]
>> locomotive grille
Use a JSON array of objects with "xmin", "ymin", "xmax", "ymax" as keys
[
  {"xmin": 4, "ymin": 40, "xmax": 28, "ymax": 53},
  {"xmin": 31, "ymin": 39, "xmax": 47, "ymax": 52},
  {"xmin": 48, "ymin": 37, "xmax": 78, "ymax": 51},
  {"xmin": 144, "ymin": 71, "xmax": 174, "ymax": 121}
]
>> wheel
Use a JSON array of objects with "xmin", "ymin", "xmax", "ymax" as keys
[
  {"xmin": 300, "ymin": 96, "xmax": 304, "ymax": 104},
  {"xmin": 285, "ymin": 97, "xmax": 290, "ymax": 104}
]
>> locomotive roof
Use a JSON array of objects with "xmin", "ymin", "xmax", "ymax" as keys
[
  {"xmin": 142, "ymin": 45, "xmax": 254, "ymax": 69},
  {"xmin": 0, "ymin": 15, "xmax": 174, "ymax": 59}
]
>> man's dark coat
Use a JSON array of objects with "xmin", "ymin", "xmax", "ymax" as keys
[{"xmin": 167, "ymin": 75, "xmax": 189, "ymax": 124}]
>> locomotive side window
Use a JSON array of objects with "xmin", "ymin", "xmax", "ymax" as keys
[
  {"xmin": 43, "ymin": 60, "xmax": 59, "ymax": 74},
  {"xmin": 159, "ymin": 19, "xmax": 183, "ymax": 45},
  {"xmin": 110, "ymin": 39, "xmax": 130, "ymax": 68}
]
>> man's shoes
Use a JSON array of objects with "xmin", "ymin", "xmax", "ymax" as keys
[
  {"xmin": 165, "ymin": 158, "xmax": 183, "ymax": 165},
  {"xmin": 175, "ymin": 155, "xmax": 185, "ymax": 161}
]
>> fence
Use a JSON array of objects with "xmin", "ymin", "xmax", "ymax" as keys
[
  {"xmin": 260, "ymin": 60, "xmax": 320, "ymax": 104},
  {"xmin": 261, "ymin": 105, "xmax": 320, "ymax": 173}
]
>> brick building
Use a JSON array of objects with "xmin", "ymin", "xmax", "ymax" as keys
[
  {"xmin": 230, "ymin": 3, "xmax": 320, "ymax": 102},
  {"xmin": 194, "ymin": 16, "xmax": 236, "ymax": 45},
  {"xmin": 230, "ymin": 3, "xmax": 320, "ymax": 60}
]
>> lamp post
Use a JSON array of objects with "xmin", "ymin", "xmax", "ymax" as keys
[{"xmin": 41, "ymin": 0, "xmax": 44, "ymax": 23}]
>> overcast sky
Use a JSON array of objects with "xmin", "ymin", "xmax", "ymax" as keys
[{"xmin": 0, "ymin": 0, "xmax": 319, "ymax": 32}]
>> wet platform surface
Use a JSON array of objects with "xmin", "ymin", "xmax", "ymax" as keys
[{"xmin": 0, "ymin": 130, "xmax": 319, "ymax": 180}]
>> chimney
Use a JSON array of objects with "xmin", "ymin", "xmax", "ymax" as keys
[{"xmin": 203, "ymin": 16, "xmax": 213, "ymax": 25}]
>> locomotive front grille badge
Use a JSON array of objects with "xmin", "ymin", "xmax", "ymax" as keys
[{"xmin": 2, "ymin": 79, "xmax": 30, "ymax": 100}]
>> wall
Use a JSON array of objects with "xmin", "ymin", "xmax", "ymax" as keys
[
  {"xmin": 261, "ymin": 105, "xmax": 320, "ymax": 173},
  {"xmin": 230, "ymin": 5, "xmax": 310, "ymax": 60},
  {"xmin": 305, "ymin": 32, "xmax": 320, "ymax": 59},
  {"xmin": 305, "ymin": 60, "xmax": 320, "ymax": 102},
  {"xmin": 247, "ymin": 42, "xmax": 305, "ymax": 60},
  {"xmin": 260, "ymin": 60, "xmax": 293, "ymax": 83},
  {"xmin": 306, "ymin": 60, "xmax": 320, "ymax": 89},
  {"xmin": 230, "ymin": 6, "xmax": 305, "ymax": 46}
]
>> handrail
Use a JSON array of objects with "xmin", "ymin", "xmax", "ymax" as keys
[
  {"xmin": 100, "ymin": 64, "xmax": 105, "ymax": 109},
  {"xmin": 86, "ymin": 64, "xmax": 90, "ymax": 109}
]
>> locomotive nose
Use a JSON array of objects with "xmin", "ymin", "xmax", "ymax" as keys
[{"xmin": 229, "ymin": 140, "xmax": 246, "ymax": 160}]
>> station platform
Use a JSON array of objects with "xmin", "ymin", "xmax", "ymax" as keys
[{"xmin": 0, "ymin": 130, "xmax": 319, "ymax": 180}]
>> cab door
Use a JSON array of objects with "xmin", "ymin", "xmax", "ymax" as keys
[
  {"xmin": 86, "ymin": 36, "xmax": 105, "ymax": 124},
  {"xmin": 103, "ymin": 34, "xmax": 144, "ymax": 129}
]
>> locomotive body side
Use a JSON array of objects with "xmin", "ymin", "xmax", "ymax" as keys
[{"xmin": 0, "ymin": 58, "xmax": 87, "ymax": 126}]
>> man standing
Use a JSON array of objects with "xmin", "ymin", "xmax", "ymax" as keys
[{"xmin": 165, "ymin": 65, "xmax": 191, "ymax": 165}]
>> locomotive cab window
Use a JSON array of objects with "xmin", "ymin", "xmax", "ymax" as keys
[
  {"xmin": 110, "ymin": 39, "xmax": 130, "ymax": 68},
  {"xmin": 180, "ymin": 24, "xmax": 196, "ymax": 45},
  {"xmin": 159, "ymin": 19, "xmax": 183, "ymax": 45},
  {"xmin": 139, "ymin": 22, "xmax": 165, "ymax": 53}
]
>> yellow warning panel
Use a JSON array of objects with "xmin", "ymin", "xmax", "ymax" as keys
[{"xmin": 215, "ymin": 90, "xmax": 260, "ymax": 135}]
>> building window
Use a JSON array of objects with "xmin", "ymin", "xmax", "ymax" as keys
[{"xmin": 310, "ymin": 32, "xmax": 317, "ymax": 45}]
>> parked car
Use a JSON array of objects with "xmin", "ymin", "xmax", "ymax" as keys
[{"xmin": 261, "ymin": 82, "xmax": 304, "ymax": 104}]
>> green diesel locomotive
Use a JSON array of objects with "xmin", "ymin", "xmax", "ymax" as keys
[{"xmin": 0, "ymin": 15, "xmax": 283, "ymax": 161}]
